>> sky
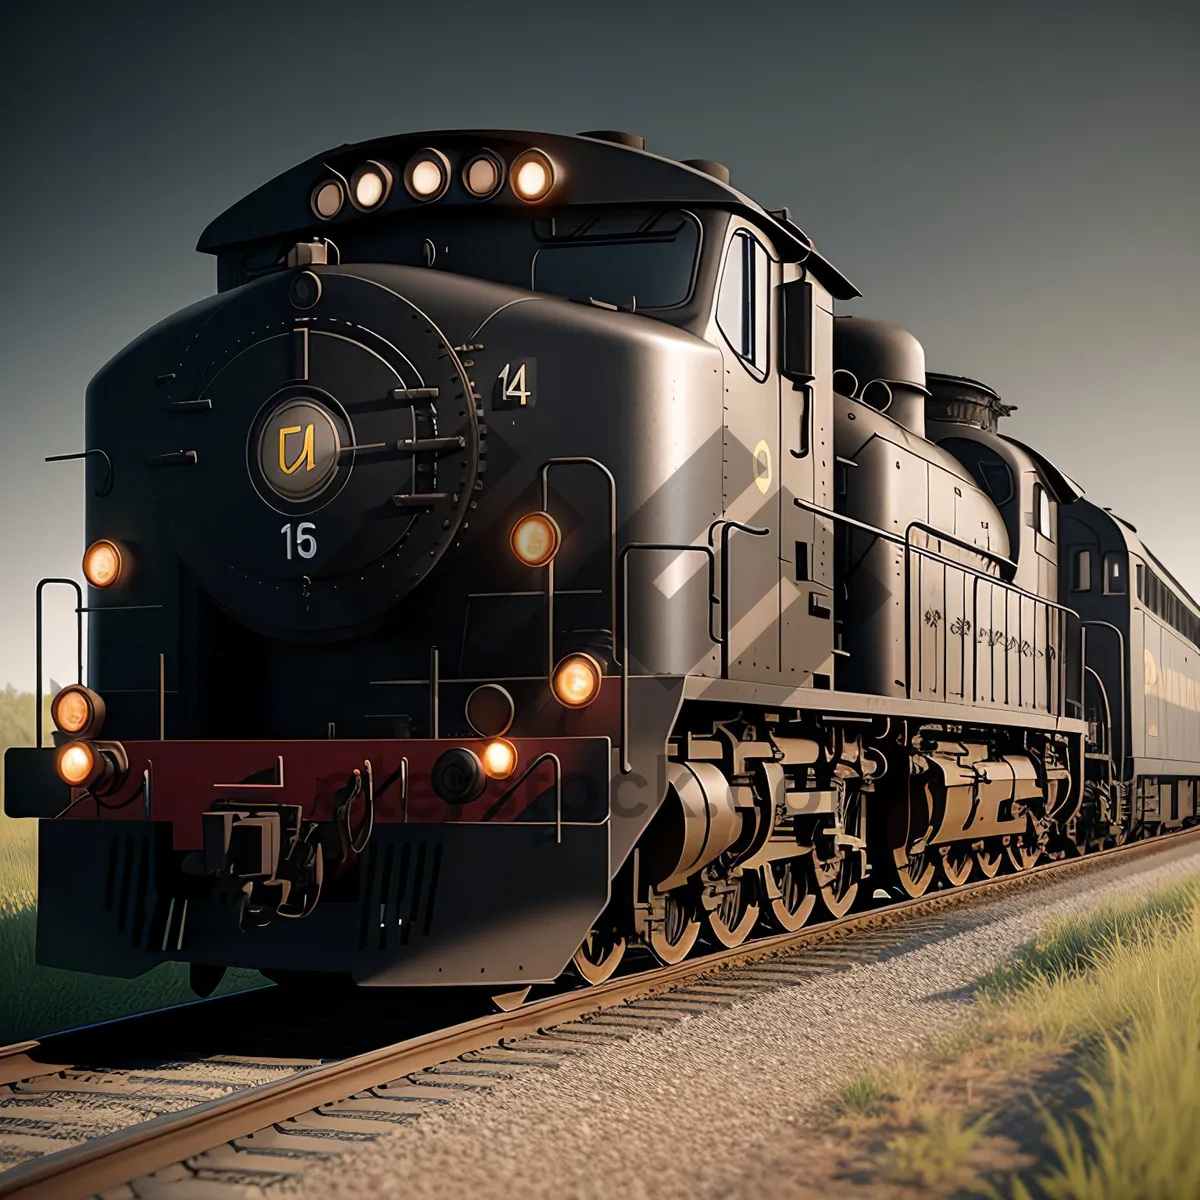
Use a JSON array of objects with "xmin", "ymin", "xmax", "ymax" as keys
[{"xmin": 0, "ymin": 0, "xmax": 1196, "ymax": 691}]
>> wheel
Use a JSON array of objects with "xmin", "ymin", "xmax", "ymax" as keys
[
  {"xmin": 761, "ymin": 857, "xmax": 818, "ymax": 932},
  {"xmin": 886, "ymin": 775, "xmax": 937, "ymax": 898},
  {"xmin": 704, "ymin": 871, "xmax": 761, "ymax": 949},
  {"xmin": 893, "ymin": 843, "xmax": 936, "ymax": 898},
  {"xmin": 813, "ymin": 848, "xmax": 859, "ymax": 918},
  {"xmin": 973, "ymin": 842, "xmax": 1004, "ymax": 879},
  {"xmin": 190, "ymin": 963, "xmax": 227, "ymax": 997},
  {"xmin": 1004, "ymin": 835, "xmax": 1042, "ymax": 871},
  {"xmin": 648, "ymin": 891, "xmax": 701, "ymax": 965},
  {"xmin": 571, "ymin": 925, "xmax": 627, "ymax": 985},
  {"xmin": 940, "ymin": 844, "xmax": 974, "ymax": 887}
]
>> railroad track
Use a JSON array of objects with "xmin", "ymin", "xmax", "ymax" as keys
[{"xmin": 3, "ymin": 826, "xmax": 1200, "ymax": 1200}]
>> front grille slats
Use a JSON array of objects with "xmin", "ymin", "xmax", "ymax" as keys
[{"xmin": 357, "ymin": 839, "xmax": 442, "ymax": 952}]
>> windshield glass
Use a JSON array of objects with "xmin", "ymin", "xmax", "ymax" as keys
[{"xmin": 531, "ymin": 209, "xmax": 700, "ymax": 310}]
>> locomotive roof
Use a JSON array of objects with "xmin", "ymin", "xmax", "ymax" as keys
[{"xmin": 197, "ymin": 129, "xmax": 859, "ymax": 300}]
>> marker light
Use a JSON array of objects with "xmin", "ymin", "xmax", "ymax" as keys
[
  {"xmin": 463, "ymin": 152, "xmax": 503, "ymax": 198},
  {"xmin": 552, "ymin": 652, "xmax": 602, "ymax": 709},
  {"xmin": 311, "ymin": 179, "xmax": 345, "ymax": 220},
  {"xmin": 482, "ymin": 738, "xmax": 518, "ymax": 780},
  {"xmin": 51, "ymin": 685, "xmax": 105, "ymax": 738},
  {"xmin": 465, "ymin": 683, "xmax": 515, "ymax": 737},
  {"xmin": 56, "ymin": 741, "xmax": 96, "ymax": 787},
  {"xmin": 404, "ymin": 148, "xmax": 450, "ymax": 201},
  {"xmin": 83, "ymin": 539, "xmax": 123, "ymax": 588},
  {"xmin": 431, "ymin": 747, "xmax": 486, "ymax": 804},
  {"xmin": 510, "ymin": 150, "xmax": 554, "ymax": 202},
  {"xmin": 350, "ymin": 160, "xmax": 393, "ymax": 210},
  {"xmin": 510, "ymin": 511, "xmax": 561, "ymax": 568}
]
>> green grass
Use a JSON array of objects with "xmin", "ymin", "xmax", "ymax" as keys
[
  {"xmin": 973, "ymin": 877, "xmax": 1200, "ymax": 1057},
  {"xmin": 820, "ymin": 876, "xmax": 1200, "ymax": 1199},
  {"xmin": 0, "ymin": 902, "xmax": 263, "ymax": 1043},
  {"xmin": 888, "ymin": 1107, "xmax": 993, "ymax": 1187},
  {"xmin": 988, "ymin": 880, "xmax": 1200, "ymax": 1200},
  {"xmin": 828, "ymin": 1069, "xmax": 886, "ymax": 1119}
]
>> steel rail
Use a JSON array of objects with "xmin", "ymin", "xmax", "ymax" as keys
[{"xmin": 3, "ymin": 824, "xmax": 1200, "ymax": 1200}]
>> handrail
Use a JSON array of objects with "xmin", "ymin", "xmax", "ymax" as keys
[
  {"xmin": 794, "ymin": 496, "xmax": 1082, "ymax": 709},
  {"xmin": 1084, "ymin": 664, "xmax": 1115, "ymax": 774},
  {"xmin": 797, "ymin": 494, "xmax": 1090, "ymax": 718},
  {"xmin": 904, "ymin": 518, "xmax": 1017, "ymax": 576},
  {"xmin": 488, "ymin": 751, "xmax": 563, "ymax": 842},
  {"xmin": 1082, "ymin": 620, "xmax": 1128, "ymax": 782},
  {"xmin": 614, "ymin": 520, "xmax": 769, "ymax": 773},
  {"xmin": 45, "ymin": 448, "xmax": 113, "ymax": 497},
  {"xmin": 429, "ymin": 646, "xmax": 439, "ymax": 739},
  {"xmin": 794, "ymin": 495, "xmax": 1075, "ymax": 615},
  {"xmin": 35, "ymin": 578, "xmax": 83, "ymax": 747},
  {"xmin": 539, "ymin": 457, "xmax": 617, "ymax": 677},
  {"xmin": 709, "ymin": 518, "xmax": 771, "ymax": 678},
  {"xmin": 617, "ymin": 542, "xmax": 718, "ymax": 774}
]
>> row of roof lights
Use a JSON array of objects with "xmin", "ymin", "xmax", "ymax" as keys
[{"xmin": 311, "ymin": 147, "xmax": 556, "ymax": 221}]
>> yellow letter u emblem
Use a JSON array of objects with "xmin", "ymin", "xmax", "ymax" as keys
[{"xmin": 278, "ymin": 424, "xmax": 315, "ymax": 474}]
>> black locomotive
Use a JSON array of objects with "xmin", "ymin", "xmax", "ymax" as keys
[{"xmin": 6, "ymin": 129, "xmax": 1196, "ymax": 998}]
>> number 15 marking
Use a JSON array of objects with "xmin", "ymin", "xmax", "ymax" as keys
[{"xmin": 281, "ymin": 521, "xmax": 317, "ymax": 560}]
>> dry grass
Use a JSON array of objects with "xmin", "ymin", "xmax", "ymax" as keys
[
  {"xmin": 818, "ymin": 874, "xmax": 1200, "ymax": 1198},
  {"xmin": 0, "ymin": 810, "xmax": 36, "ymax": 915},
  {"xmin": 887, "ymin": 1106, "xmax": 993, "ymax": 1187},
  {"xmin": 991, "ymin": 880, "xmax": 1200, "ymax": 1199}
]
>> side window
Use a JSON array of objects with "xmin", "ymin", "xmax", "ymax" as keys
[
  {"xmin": 1035, "ymin": 485, "xmax": 1053, "ymax": 539},
  {"xmin": 716, "ymin": 229, "xmax": 770, "ymax": 377},
  {"xmin": 1070, "ymin": 548, "xmax": 1092, "ymax": 592},
  {"xmin": 1104, "ymin": 552, "xmax": 1126, "ymax": 596},
  {"xmin": 1136, "ymin": 563, "xmax": 1144, "ymax": 601}
]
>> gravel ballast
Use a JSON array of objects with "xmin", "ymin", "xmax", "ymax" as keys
[{"xmin": 278, "ymin": 843, "xmax": 1200, "ymax": 1200}]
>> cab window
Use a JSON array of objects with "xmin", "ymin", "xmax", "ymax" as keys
[
  {"xmin": 1035, "ymin": 485, "xmax": 1053, "ymax": 539},
  {"xmin": 532, "ymin": 209, "xmax": 701, "ymax": 309},
  {"xmin": 716, "ymin": 229, "xmax": 770, "ymax": 377}
]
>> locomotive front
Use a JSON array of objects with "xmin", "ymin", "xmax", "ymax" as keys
[{"xmin": 5, "ymin": 132, "xmax": 753, "ymax": 991}]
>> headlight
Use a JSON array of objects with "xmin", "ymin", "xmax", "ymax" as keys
[
  {"xmin": 83, "ymin": 539, "xmax": 123, "ymax": 588},
  {"xmin": 311, "ymin": 179, "xmax": 345, "ymax": 220},
  {"xmin": 55, "ymin": 740, "xmax": 127, "ymax": 792},
  {"xmin": 404, "ymin": 148, "xmax": 451, "ymax": 201},
  {"xmin": 510, "ymin": 511, "xmax": 561, "ymax": 568},
  {"xmin": 510, "ymin": 150, "xmax": 555, "ymax": 202},
  {"xmin": 552, "ymin": 652, "xmax": 602, "ymax": 709},
  {"xmin": 482, "ymin": 738, "xmax": 517, "ymax": 780},
  {"xmin": 51, "ymin": 685, "xmax": 105, "ymax": 738},
  {"xmin": 56, "ymin": 741, "xmax": 97, "ymax": 787},
  {"xmin": 463, "ymin": 151, "xmax": 504, "ymax": 198},
  {"xmin": 350, "ymin": 160, "xmax": 393, "ymax": 210}
]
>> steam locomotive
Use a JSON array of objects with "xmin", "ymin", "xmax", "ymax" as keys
[{"xmin": 7, "ymin": 129, "xmax": 1199, "ymax": 1000}]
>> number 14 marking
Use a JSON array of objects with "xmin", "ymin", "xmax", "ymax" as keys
[{"xmin": 499, "ymin": 362, "xmax": 531, "ymax": 406}]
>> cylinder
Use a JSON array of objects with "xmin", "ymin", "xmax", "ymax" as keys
[{"xmin": 639, "ymin": 761, "xmax": 741, "ymax": 892}]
